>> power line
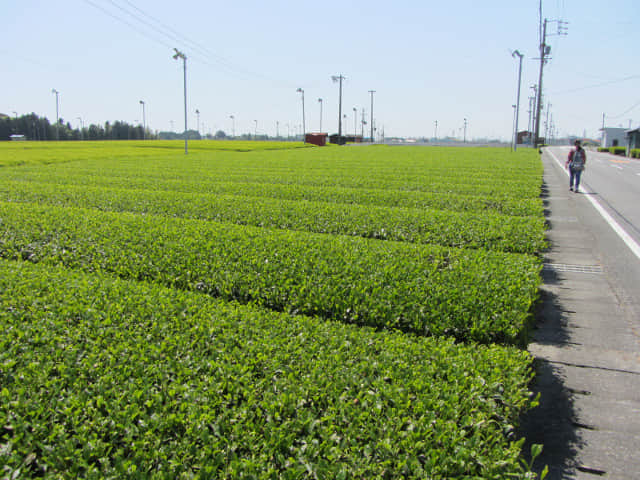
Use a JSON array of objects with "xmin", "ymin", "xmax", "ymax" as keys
[
  {"xmin": 83, "ymin": 0, "xmax": 295, "ymax": 88},
  {"xmin": 83, "ymin": 0, "xmax": 174, "ymax": 50},
  {"xmin": 550, "ymin": 74, "xmax": 640, "ymax": 95},
  {"xmin": 608, "ymin": 99, "xmax": 640, "ymax": 119}
]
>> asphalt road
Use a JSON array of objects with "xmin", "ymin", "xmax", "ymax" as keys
[
  {"xmin": 551, "ymin": 146, "xmax": 640, "ymax": 247},
  {"xmin": 521, "ymin": 148, "xmax": 640, "ymax": 479},
  {"xmin": 547, "ymin": 147, "xmax": 640, "ymax": 312}
]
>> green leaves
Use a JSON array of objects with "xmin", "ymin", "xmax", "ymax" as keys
[
  {"xmin": 0, "ymin": 143, "xmax": 546, "ymax": 478},
  {"xmin": 0, "ymin": 260, "xmax": 536, "ymax": 478},
  {"xmin": 0, "ymin": 201, "xmax": 540, "ymax": 345}
]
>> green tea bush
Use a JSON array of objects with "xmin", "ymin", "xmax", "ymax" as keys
[
  {"xmin": 0, "ymin": 260, "xmax": 537, "ymax": 479},
  {"xmin": 0, "ymin": 201, "xmax": 541, "ymax": 345}
]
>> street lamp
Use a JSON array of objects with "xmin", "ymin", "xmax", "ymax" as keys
[
  {"xmin": 318, "ymin": 98, "xmax": 323, "ymax": 133},
  {"xmin": 463, "ymin": 118, "xmax": 468, "ymax": 143},
  {"xmin": 52, "ymin": 88, "xmax": 60, "ymax": 140},
  {"xmin": 511, "ymin": 49, "xmax": 524, "ymax": 151},
  {"xmin": 332, "ymin": 75, "xmax": 345, "ymax": 141},
  {"xmin": 254, "ymin": 119, "xmax": 258, "ymax": 139},
  {"xmin": 229, "ymin": 115, "xmax": 235, "ymax": 138},
  {"xmin": 434, "ymin": 120, "xmax": 438, "ymax": 142},
  {"xmin": 368, "ymin": 90, "xmax": 375, "ymax": 142},
  {"xmin": 511, "ymin": 105, "xmax": 517, "ymax": 150},
  {"xmin": 296, "ymin": 88, "xmax": 305, "ymax": 142},
  {"xmin": 353, "ymin": 107, "xmax": 357, "ymax": 138},
  {"xmin": 139, "ymin": 100, "xmax": 146, "ymax": 140},
  {"xmin": 172, "ymin": 48, "xmax": 188, "ymax": 154},
  {"xmin": 77, "ymin": 116, "xmax": 84, "ymax": 140},
  {"xmin": 195, "ymin": 109, "xmax": 200, "ymax": 136}
]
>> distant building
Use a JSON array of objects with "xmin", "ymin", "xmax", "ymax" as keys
[
  {"xmin": 600, "ymin": 127, "xmax": 626, "ymax": 148},
  {"xmin": 626, "ymin": 128, "xmax": 640, "ymax": 152}
]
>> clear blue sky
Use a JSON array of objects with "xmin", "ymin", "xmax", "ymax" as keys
[{"xmin": 2, "ymin": 0, "xmax": 638, "ymax": 140}]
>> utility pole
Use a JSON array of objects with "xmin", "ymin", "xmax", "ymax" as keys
[
  {"xmin": 229, "ymin": 115, "xmax": 235, "ymax": 138},
  {"xmin": 512, "ymin": 50, "xmax": 524, "ymax": 151},
  {"xmin": 533, "ymin": 18, "xmax": 548, "ymax": 148},
  {"xmin": 172, "ymin": 48, "xmax": 188, "ymax": 154},
  {"xmin": 332, "ymin": 75, "xmax": 345, "ymax": 141},
  {"xmin": 196, "ymin": 109, "xmax": 200, "ymax": 137},
  {"xmin": 296, "ymin": 88, "xmax": 305, "ymax": 142},
  {"xmin": 434, "ymin": 120, "xmax": 438, "ymax": 142},
  {"xmin": 369, "ymin": 90, "xmax": 376, "ymax": 142},
  {"xmin": 534, "ymin": 18, "xmax": 567, "ymax": 148},
  {"xmin": 463, "ymin": 118, "xmax": 468, "ymax": 143},
  {"xmin": 51, "ymin": 88, "xmax": 60, "ymax": 140},
  {"xmin": 318, "ymin": 98, "xmax": 323, "ymax": 133},
  {"xmin": 361, "ymin": 108, "xmax": 365, "ymax": 138}
]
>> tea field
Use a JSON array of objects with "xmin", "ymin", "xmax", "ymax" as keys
[{"xmin": 0, "ymin": 141, "xmax": 546, "ymax": 478}]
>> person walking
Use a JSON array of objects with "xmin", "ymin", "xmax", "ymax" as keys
[{"xmin": 566, "ymin": 140, "xmax": 587, "ymax": 192}]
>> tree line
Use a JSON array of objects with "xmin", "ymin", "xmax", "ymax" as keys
[{"xmin": 0, "ymin": 113, "xmax": 155, "ymax": 141}]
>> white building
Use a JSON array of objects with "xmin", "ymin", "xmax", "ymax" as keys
[{"xmin": 600, "ymin": 127, "xmax": 627, "ymax": 148}]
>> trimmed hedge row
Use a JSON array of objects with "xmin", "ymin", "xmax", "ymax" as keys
[
  {"xmin": 0, "ymin": 260, "xmax": 538, "ymax": 479},
  {"xmin": 0, "ymin": 181, "xmax": 546, "ymax": 254},
  {"xmin": 0, "ymin": 201, "xmax": 541, "ymax": 345}
]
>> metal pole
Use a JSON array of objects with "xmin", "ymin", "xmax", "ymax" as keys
[
  {"xmin": 369, "ymin": 90, "xmax": 375, "ymax": 142},
  {"xmin": 511, "ymin": 105, "xmax": 517, "ymax": 150},
  {"xmin": 318, "ymin": 98, "xmax": 323, "ymax": 132},
  {"xmin": 353, "ymin": 107, "xmax": 357, "ymax": 138},
  {"xmin": 173, "ymin": 48, "xmax": 188, "ymax": 154},
  {"xmin": 434, "ymin": 120, "xmax": 438, "ymax": 141},
  {"xmin": 139, "ymin": 100, "xmax": 146, "ymax": 140},
  {"xmin": 52, "ymin": 89, "xmax": 59, "ymax": 140},
  {"xmin": 332, "ymin": 75, "xmax": 345, "ymax": 141},
  {"xmin": 297, "ymin": 88, "xmax": 305, "ymax": 142},
  {"xmin": 512, "ymin": 50, "xmax": 523, "ymax": 151}
]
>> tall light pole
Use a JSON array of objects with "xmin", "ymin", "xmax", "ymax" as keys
[
  {"xmin": 51, "ymin": 88, "xmax": 60, "ymax": 140},
  {"xmin": 511, "ymin": 105, "xmax": 517, "ymax": 150},
  {"xmin": 463, "ymin": 118, "xmax": 468, "ymax": 143},
  {"xmin": 368, "ymin": 90, "xmax": 375, "ymax": 142},
  {"xmin": 353, "ymin": 107, "xmax": 357, "ymax": 137},
  {"xmin": 254, "ymin": 119, "xmax": 258, "ymax": 139},
  {"xmin": 195, "ymin": 109, "xmax": 200, "ymax": 137},
  {"xmin": 139, "ymin": 100, "xmax": 146, "ymax": 140},
  {"xmin": 318, "ymin": 98, "xmax": 323, "ymax": 133},
  {"xmin": 296, "ymin": 88, "xmax": 305, "ymax": 142},
  {"xmin": 172, "ymin": 48, "xmax": 188, "ymax": 154},
  {"xmin": 434, "ymin": 120, "xmax": 438, "ymax": 142},
  {"xmin": 229, "ymin": 115, "xmax": 235, "ymax": 138},
  {"xmin": 332, "ymin": 75, "xmax": 345, "ymax": 141},
  {"xmin": 511, "ymin": 50, "xmax": 524, "ymax": 151},
  {"xmin": 77, "ymin": 116, "xmax": 84, "ymax": 140}
]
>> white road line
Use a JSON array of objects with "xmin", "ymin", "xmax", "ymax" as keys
[{"xmin": 548, "ymin": 149, "xmax": 640, "ymax": 261}]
